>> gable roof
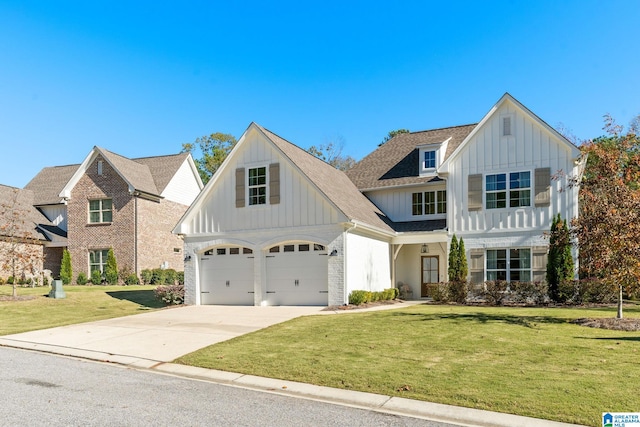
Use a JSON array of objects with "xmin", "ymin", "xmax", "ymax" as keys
[
  {"xmin": 0, "ymin": 185, "xmax": 50, "ymax": 242},
  {"xmin": 26, "ymin": 148, "xmax": 192, "ymax": 205},
  {"xmin": 439, "ymin": 92, "xmax": 582, "ymax": 173},
  {"xmin": 255, "ymin": 124, "xmax": 394, "ymax": 234},
  {"xmin": 175, "ymin": 123, "xmax": 395, "ymax": 236},
  {"xmin": 346, "ymin": 124, "xmax": 476, "ymax": 190}
]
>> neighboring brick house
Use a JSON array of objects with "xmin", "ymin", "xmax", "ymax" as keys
[
  {"xmin": 23, "ymin": 147, "xmax": 203, "ymax": 282},
  {"xmin": 0, "ymin": 184, "xmax": 52, "ymax": 283}
]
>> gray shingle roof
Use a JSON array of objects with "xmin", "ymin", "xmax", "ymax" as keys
[
  {"xmin": 135, "ymin": 152, "xmax": 190, "ymax": 194},
  {"xmin": 346, "ymin": 124, "xmax": 476, "ymax": 190},
  {"xmin": 25, "ymin": 164, "xmax": 77, "ymax": 205},
  {"xmin": 25, "ymin": 148, "xmax": 189, "ymax": 206},
  {"xmin": 0, "ymin": 185, "xmax": 49, "ymax": 241},
  {"xmin": 256, "ymin": 124, "xmax": 395, "ymax": 234}
]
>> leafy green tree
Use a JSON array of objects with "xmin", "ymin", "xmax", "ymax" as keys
[
  {"xmin": 60, "ymin": 249, "xmax": 72, "ymax": 285},
  {"xmin": 182, "ymin": 132, "xmax": 237, "ymax": 184},
  {"xmin": 448, "ymin": 235, "xmax": 460, "ymax": 281},
  {"xmin": 379, "ymin": 128, "xmax": 410, "ymax": 146},
  {"xmin": 104, "ymin": 248, "xmax": 118, "ymax": 285},
  {"xmin": 572, "ymin": 114, "xmax": 640, "ymax": 318},
  {"xmin": 546, "ymin": 214, "xmax": 574, "ymax": 301}
]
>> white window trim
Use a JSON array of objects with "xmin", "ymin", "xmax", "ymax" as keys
[
  {"xmin": 411, "ymin": 189, "xmax": 447, "ymax": 218},
  {"xmin": 247, "ymin": 165, "xmax": 268, "ymax": 207},
  {"xmin": 484, "ymin": 170, "xmax": 532, "ymax": 210},
  {"xmin": 88, "ymin": 198, "xmax": 113, "ymax": 223},
  {"xmin": 417, "ymin": 138, "xmax": 450, "ymax": 176},
  {"xmin": 485, "ymin": 247, "xmax": 532, "ymax": 283}
]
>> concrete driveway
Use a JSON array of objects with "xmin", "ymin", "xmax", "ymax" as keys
[{"xmin": 0, "ymin": 305, "xmax": 324, "ymax": 368}]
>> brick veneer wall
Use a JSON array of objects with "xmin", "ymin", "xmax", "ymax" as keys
[
  {"xmin": 136, "ymin": 197, "xmax": 187, "ymax": 274},
  {"xmin": 0, "ymin": 240, "xmax": 44, "ymax": 281},
  {"xmin": 66, "ymin": 156, "xmax": 136, "ymax": 282},
  {"xmin": 43, "ymin": 246, "xmax": 63, "ymax": 277}
]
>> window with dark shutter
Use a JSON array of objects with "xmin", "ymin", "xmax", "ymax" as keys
[
  {"xmin": 534, "ymin": 168, "xmax": 551, "ymax": 207},
  {"xmin": 468, "ymin": 174, "xmax": 483, "ymax": 211},
  {"xmin": 235, "ymin": 168, "xmax": 245, "ymax": 208},
  {"xmin": 269, "ymin": 163, "xmax": 280, "ymax": 204}
]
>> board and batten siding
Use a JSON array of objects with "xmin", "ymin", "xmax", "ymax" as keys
[
  {"xmin": 447, "ymin": 102, "xmax": 580, "ymax": 235},
  {"xmin": 182, "ymin": 129, "xmax": 342, "ymax": 235},
  {"xmin": 365, "ymin": 184, "xmax": 446, "ymax": 223},
  {"xmin": 161, "ymin": 159, "xmax": 202, "ymax": 206},
  {"xmin": 39, "ymin": 205, "xmax": 68, "ymax": 231}
]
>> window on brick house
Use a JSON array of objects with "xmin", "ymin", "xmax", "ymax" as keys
[
  {"xmin": 89, "ymin": 199, "xmax": 113, "ymax": 223},
  {"xmin": 89, "ymin": 249, "xmax": 110, "ymax": 274}
]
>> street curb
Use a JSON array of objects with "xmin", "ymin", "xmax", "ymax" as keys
[{"xmin": 153, "ymin": 363, "xmax": 587, "ymax": 427}]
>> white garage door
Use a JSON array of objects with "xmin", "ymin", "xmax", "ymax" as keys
[
  {"xmin": 200, "ymin": 247, "xmax": 254, "ymax": 305},
  {"xmin": 265, "ymin": 243, "xmax": 328, "ymax": 306}
]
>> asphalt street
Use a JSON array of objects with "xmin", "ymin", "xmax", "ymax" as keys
[{"xmin": 0, "ymin": 347, "xmax": 460, "ymax": 427}]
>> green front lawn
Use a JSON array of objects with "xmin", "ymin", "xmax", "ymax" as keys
[
  {"xmin": 176, "ymin": 304, "xmax": 640, "ymax": 426},
  {"xmin": 0, "ymin": 284, "xmax": 164, "ymax": 335}
]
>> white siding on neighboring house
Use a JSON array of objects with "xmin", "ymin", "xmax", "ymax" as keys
[
  {"xmin": 39, "ymin": 205, "xmax": 68, "ymax": 231},
  {"xmin": 447, "ymin": 102, "xmax": 580, "ymax": 236},
  {"xmin": 162, "ymin": 159, "xmax": 202, "ymax": 206},
  {"xmin": 345, "ymin": 232, "xmax": 391, "ymax": 295}
]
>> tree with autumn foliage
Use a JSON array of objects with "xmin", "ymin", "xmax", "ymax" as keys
[
  {"xmin": 572, "ymin": 115, "xmax": 640, "ymax": 318},
  {"xmin": 0, "ymin": 186, "xmax": 44, "ymax": 298}
]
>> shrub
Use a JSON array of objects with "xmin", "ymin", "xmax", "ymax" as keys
[
  {"xmin": 90, "ymin": 269, "xmax": 103, "ymax": 285},
  {"xmin": 76, "ymin": 272, "xmax": 88, "ymax": 285},
  {"xmin": 448, "ymin": 280, "xmax": 468, "ymax": 304},
  {"xmin": 163, "ymin": 269, "xmax": 177, "ymax": 285},
  {"xmin": 483, "ymin": 281, "xmax": 508, "ymax": 305},
  {"xmin": 7, "ymin": 276, "xmax": 14, "ymax": 285},
  {"xmin": 177, "ymin": 271, "xmax": 185, "ymax": 286},
  {"xmin": 43, "ymin": 277, "xmax": 49, "ymax": 287},
  {"xmin": 124, "ymin": 274, "xmax": 140, "ymax": 286},
  {"xmin": 431, "ymin": 283, "xmax": 449, "ymax": 302},
  {"xmin": 104, "ymin": 249, "xmax": 118, "ymax": 285},
  {"xmin": 141, "ymin": 269, "xmax": 153, "ymax": 285},
  {"xmin": 60, "ymin": 249, "xmax": 72, "ymax": 285},
  {"xmin": 349, "ymin": 290, "xmax": 369, "ymax": 305},
  {"xmin": 511, "ymin": 281, "xmax": 548, "ymax": 305},
  {"xmin": 0, "ymin": 277, "xmax": 5, "ymax": 285},
  {"xmin": 154, "ymin": 284, "xmax": 185, "ymax": 305},
  {"xmin": 391, "ymin": 287, "xmax": 399, "ymax": 299}
]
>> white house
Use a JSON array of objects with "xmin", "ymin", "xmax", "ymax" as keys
[{"xmin": 173, "ymin": 93, "xmax": 583, "ymax": 305}]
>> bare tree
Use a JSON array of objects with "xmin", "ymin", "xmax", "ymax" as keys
[
  {"xmin": 307, "ymin": 135, "xmax": 356, "ymax": 171},
  {"xmin": 0, "ymin": 186, "xmax": 44, "ymax": 298}
]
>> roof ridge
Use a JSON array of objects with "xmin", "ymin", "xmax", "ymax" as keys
[{"xmin": 408, "ymin": 123, "xmax": 477, "ymax": 135}]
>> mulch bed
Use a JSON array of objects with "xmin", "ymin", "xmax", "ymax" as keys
[
  {"xmin": 324, "ymin": 300, "xmax": 640, "ymax": 331},
  {"xmin": 572, "ymin": 317, "xmax": 640, "ymax": 331}
]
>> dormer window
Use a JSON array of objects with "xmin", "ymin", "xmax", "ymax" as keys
[
  {"xmin": 423, "ymin": 150, "xmax": 436, "ymax": 169},
  {"xmin": 418, "ymin": 137, "xmax": 450, "ymax": 176}
]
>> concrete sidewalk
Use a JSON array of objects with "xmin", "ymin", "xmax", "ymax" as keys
[{"xmin": 0, "ymin": 302, "xmax": 585, "ymax": 427}]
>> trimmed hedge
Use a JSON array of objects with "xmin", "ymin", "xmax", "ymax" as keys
[{"xmin": 348, "ymin": 288, "xmax": 397, "ymax": 306}]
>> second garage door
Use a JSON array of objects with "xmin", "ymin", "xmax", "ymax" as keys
[
  {"xmin": 265, "ymin": 243, "xmax": 328, "ymax": 306},
  {"xmin": 200, "ymin": 247, "xmax": 254, "ymax": 305}
]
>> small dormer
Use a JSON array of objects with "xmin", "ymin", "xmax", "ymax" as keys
[{"xmin": 417, "ymin": 137, "xmax": 450, "ymax": 176}]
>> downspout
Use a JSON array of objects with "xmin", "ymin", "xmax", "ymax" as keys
[{"xmin": 134, "ymin": 195, "xmax": 138, "ymax": 275}]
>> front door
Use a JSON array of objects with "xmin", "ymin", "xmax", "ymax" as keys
[{"xmin": 421, "ymin": 256, "xmax": 439, "ymax": 297}]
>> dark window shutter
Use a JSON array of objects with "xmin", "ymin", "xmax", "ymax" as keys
[
  {"xmin": 531, "ymin": 246, "xmax": 548, "ymax": 282},
  {"xmin": 269, "ymin": 163, "xmax": 280, "ymax": 205},
  {"xmin": 469, "ymin": 248, "xmax": 485, "ymax": 284},
  {"xmin": 468, "ymin": 174, "xmax": 483, "ymax": 211},
  {"xmin": 534, "ymin": 168, "xmax": 551, "ymax": 207},
  {"xmin": 235, "ymin": 168, "xmax": 245, "ymax": 208}
]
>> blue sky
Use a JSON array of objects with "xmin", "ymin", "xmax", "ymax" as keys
[{"xmin": 1, "ymin": 1, "xmax": 638, "ymax": 188}]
